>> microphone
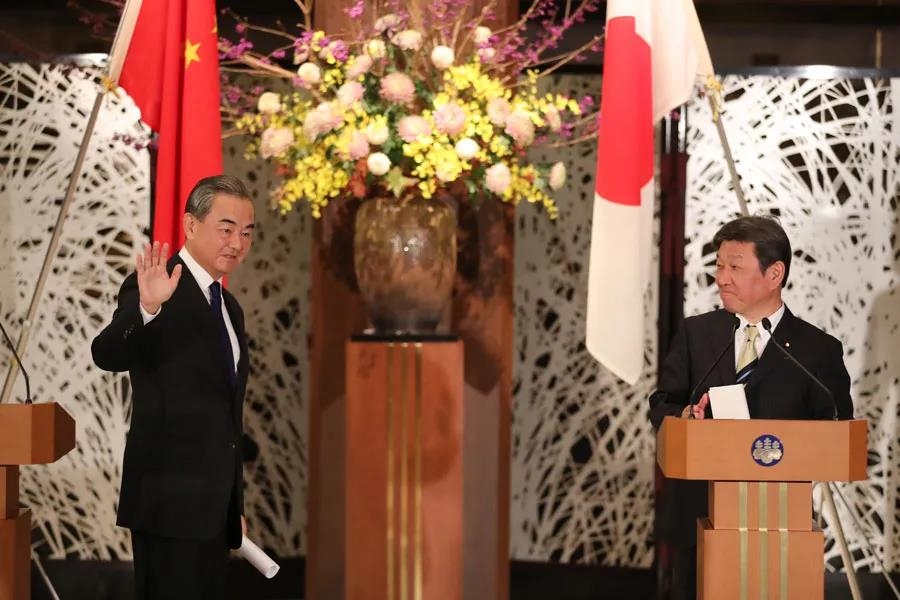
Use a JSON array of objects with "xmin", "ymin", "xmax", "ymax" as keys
[
  {"xmin": 686, "ymin": 315, "xmax": 739, "ymax": 418},
  {"xmin": 0, "ymin": 318, "xmax": 32, "ymax": 404},
  {"xmin": 760, "ymin": 317, "xmax": 836, "ymax": 420}
]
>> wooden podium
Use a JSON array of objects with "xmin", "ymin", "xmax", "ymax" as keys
[
  {"xmin": 345, "ymin": 337, "xmax": 464, "ymax": 600},
  {"xmin": 0, "ymin": 403, "xmax": 76, "ymax": 600},
  {"xmin": 657, "ymin": 417, "xmax": 867, "ymax": 600}
]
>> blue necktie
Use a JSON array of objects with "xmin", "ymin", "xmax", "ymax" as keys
[{"xmin": 209, "ymin": 281, "xmax": 236, "ymax": 386}]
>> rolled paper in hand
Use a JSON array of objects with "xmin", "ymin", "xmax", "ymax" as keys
[{"xmin": 237, "ymin": 535, "xmax": 280, "ymax": 579}]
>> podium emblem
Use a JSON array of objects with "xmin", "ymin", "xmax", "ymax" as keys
[{"xmin": 751, "ymin": 435, "xmax": 784, "ymax": 466}]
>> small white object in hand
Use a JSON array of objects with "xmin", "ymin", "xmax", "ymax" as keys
[{"xmin": 237, "ymin": 535, "xmax": 280, "ymax": 579}]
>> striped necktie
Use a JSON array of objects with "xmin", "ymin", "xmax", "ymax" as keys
[{"xmin": 735, "ymin": 324, "xmax": 759, "ymax": 384}]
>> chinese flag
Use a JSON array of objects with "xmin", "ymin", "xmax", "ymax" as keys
[
  {"xmin": 585, "ymin": 0, "xmax": 712, "ymax": 383},
  {"xmin": 118, "ymin": 0, "xmax": 222, "ymax": 248}
]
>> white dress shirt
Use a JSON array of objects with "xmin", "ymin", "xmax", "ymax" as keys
[{"xmin": 138, "ymin": 247, "xmax": 240, "ymax": 371}]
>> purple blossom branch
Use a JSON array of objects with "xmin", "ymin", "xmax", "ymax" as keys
[
  {"xmin": 521, "ymin": 33, "xmax": 603, "ymax": 73},
  {"xmin": 344, "ymin": 0, "xmax": 365, "ymax": 19}
]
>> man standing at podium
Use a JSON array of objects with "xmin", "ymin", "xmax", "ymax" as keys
[
  {"xmin": 648, "ymin": 215, "xmax": 853, "ymax": 600},
  {"xmin": 92, "ymin": 175, "xmax": 255, "ymax": 599}
]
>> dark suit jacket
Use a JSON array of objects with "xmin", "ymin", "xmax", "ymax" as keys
[
  {"xmin": 648, "ymin": 306, "xmax": 852, "ymax": 547},
  {"xmin": 92, "ymin": 256, "xmax": 249, "ymax": 549}
]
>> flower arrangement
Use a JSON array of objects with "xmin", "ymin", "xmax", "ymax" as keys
[{"xmin": 220, "ymin": 0, "xmax": 601, "ymax": 219}]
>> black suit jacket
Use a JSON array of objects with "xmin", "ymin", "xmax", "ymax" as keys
[
  {"xmin": 92, "ymin": 256, "xmax": 249, "ymax": 549},
  {"xmin": 648, "ymin": 307, "xmax": 852, "ymax": 547}
]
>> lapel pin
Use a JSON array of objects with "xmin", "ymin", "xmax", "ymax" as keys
[{"xmin": 784, "ymin": 342, "xmax": 790, "ymax": 348}]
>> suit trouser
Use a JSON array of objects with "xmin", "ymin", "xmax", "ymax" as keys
[
  {"xmin": 131, "ymin": 527, "xmax": 228, "ymax": 600},
  {"xmin": 669, "ymin": 544, "xmax": 697, "ymax": 600}
]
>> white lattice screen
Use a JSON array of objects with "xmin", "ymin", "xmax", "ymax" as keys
[{"xmin": 0, "ymin": 61, "xmax": 149, "ymax": 559}]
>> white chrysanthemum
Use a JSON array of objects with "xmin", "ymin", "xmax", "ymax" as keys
[
  {"xmin": 365, "ymin": 122, "xmax": 390, "ymax": 145},
  {"xmin": 454, "ymin": 138, "xmax": 479, "ymax": 160},
  {"xmin": 366, "ymin": 39, "xmax": 387, "ymax": 59},
  {"xmin": 548, "ymin": 162, "xmax": 567, "ymax": 190},
  {"xmin": 392, "ymin": 29, "xmax": 423, "ymax": 51},
  {"xmin": 430, "ymin": 46, "xmax": 455, "ymax": 69},
  {"xmin": 257, "ymin": 92, "xmax": 281, "ymax": 114},
  {"xmin": 474, "ymin": 26, "xmax": 492, "ymax": 45},
  {"xmin": 296, "ymin": 62, "xmax": 322, "ymax": 87},
  {"xmin": 367, "ymin": 152, "xmax": 391, "ymax": 176}
]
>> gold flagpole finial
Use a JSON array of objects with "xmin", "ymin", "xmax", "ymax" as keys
[{"xmin": 704, "ymin": 75, "xmax": 724, "ymax": 122}]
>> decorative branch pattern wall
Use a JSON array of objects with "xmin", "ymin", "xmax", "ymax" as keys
[
  {"xmin": 0, "ymin": 61, "xmax": 149, "ymax": 559},
  {"xmin": 5, "ymin": 63, "xmax": 898, "ymax": 574}
]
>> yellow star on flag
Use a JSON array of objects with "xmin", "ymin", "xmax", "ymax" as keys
[{"xmin": 184, "ymin": 39, "xmax": 201, "ymax": 69}]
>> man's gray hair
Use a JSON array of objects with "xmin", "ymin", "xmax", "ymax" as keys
[{"xmin": 184, "ymin": 175, "xmax": 251, "ymax": 220}]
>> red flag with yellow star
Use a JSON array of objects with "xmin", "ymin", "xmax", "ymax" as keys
[{"xmin": 118, "ymin": 0, "xmax": 222, "ymax": 248}]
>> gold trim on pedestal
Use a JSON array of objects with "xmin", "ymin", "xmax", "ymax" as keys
[
  {"xmin": 414, "ymin": 344, "xmax": 423, "ymax": 600},
  {"xmin": 739, "ymin": 481, "xmax": 748, "ymax": 600},
  {"xmin": 779, "ymin": 483, "xmax": 788, "ymax": 600},
  {"xmin": 400, "ymin": 343, "xmax": 409, "ymax": 600},
  {"xmin": 387, "ymin": 344, "xmax": 396, "ymax": 600},
  {"xmin": 758, "ymin": 482, "xmax": 768, "ymax": 600}
]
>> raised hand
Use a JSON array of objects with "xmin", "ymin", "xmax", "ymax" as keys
[
  {"xmin": 136, "ymin": 241, "xmax": 182, "ymax": 314},
  {"xmin": 681, "ymin": 393, "xmax": 709, "ymax": 419}
]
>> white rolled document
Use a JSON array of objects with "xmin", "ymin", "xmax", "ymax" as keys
[{"xmin": 237, "ymin": 535, "xmax": 280, "ymax": 579}]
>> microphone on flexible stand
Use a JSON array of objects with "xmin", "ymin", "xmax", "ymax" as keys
[
  {"xmin": 0, "ymin": 318, "xmax": 32, "ymax": 404},
  {"xmin": 686, "ymin": 315, "xmax": 739, "ymax": 419},
  {"xmin": 760, "ymin": 317, "xmax": 836, "ymax": 420}
]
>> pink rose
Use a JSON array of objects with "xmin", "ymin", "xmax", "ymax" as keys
[
  {"xmin": 487, "ymin": 97, "xmax": 511, "ymax": 126},
  {"xmin": 337, "ymin": 81, "xmax": 364, "ymax": 107},
  {"xmin": 303, "ymin": 102, "xmax": 343, "ymax": 141},
  {"xmin": 380, "ymin": 72, "xmax": 416, "ymax": 104},
  {"xmin": 544, "ymin": 105, "xmax": 562, "ymax": 132},
  {"xmin": 374, "ymin": 13, "xmax": 402, "ymax": 33},
  {"xmin": 346, "ymin": 55, "xmax": 373, "ymax": 79},
  {"xmin": 259, "ymin": 127, "xmax": 294, "ymax": 158},
  {"xmin": 433, "ymin": 102, "xmax": 467, "ymax": 137},
  {"xmin": 477, "ymin": 47, "xmax": 496, "ymax": 62},
  {"xmin": 346, "ymin": 130, "xmax": 371, "ymax": 160},
  {"xmin": 485, "ymin": 163, "xmax": 512, "ymax": 195},
  {"xmin": 504, "ymin": 109, "xmax": 535, "ymax": 146},
  {"xmin": 397, "ymin": 115, "xmax": 432, "ymax": 143}
]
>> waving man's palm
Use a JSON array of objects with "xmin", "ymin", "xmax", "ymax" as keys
[{"xmin": 137, "ymin": 241, "xmax": 182, "ymax": 314}]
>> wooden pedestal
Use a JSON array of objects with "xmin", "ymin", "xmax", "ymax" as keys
[
  {"xmin": 346, "ymin": 339, "xmax": 464, "ymax": 600},
  {"xmin": 0, "ymin": 403, "xmax": 76, "ymax": 600},
  {"xmin": 0, "ymin": 509, "xmax": 30, "ymax": 600},
  {"xmin": 698, "ymin": 518, "xmax": 824, "ymax": 600},
  {"xmin": 658, "ymin": 417, "xmax": 868, "ymax": 600}
]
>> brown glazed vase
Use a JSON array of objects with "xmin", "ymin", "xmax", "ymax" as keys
[{"xmin": 354, "ymin": 193, "xmax": 457, "ymax": 334}]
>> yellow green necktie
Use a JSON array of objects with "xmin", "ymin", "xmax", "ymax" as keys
[{"xmin": 735, "ymin": 324, "xmax": 759, "ymax": 384}]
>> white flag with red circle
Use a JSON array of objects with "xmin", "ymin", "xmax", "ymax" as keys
[{"xmin": 586, "ymin": 0, "xmax": 713, "ymax": 384}]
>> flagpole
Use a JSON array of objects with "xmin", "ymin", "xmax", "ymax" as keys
[
  {"xmin": 705, "ymin": 80, "xmax": 749, "ymax": 216},
  {"xmin": 0, "ymin": 0, "xmax": 145, "ymax": 404}
]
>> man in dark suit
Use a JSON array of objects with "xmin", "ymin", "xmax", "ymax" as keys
[
  {"xmin": 648, "ymin": 215, "xmax": 853, "ymax": 600},
  {"xmin": 92, "ymin": 175, "xmax": 256, "ymax": 599}
]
